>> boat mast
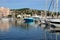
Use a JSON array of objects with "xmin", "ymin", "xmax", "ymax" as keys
[
  {"xmin": 52, "ymin": 0, "xmax": 54, "ymax": 18},
  {"xmin": 56, "ymin": 0, "xmax": 58, "ymax": 18},
  {"xmin": 45, "ymin": 0, "xmax": 47, "ymax": 19}
]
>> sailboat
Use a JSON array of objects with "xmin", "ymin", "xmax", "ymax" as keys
[{"xmin": 46, "ymin": 0, "xmax": 60, "ymax": 27}]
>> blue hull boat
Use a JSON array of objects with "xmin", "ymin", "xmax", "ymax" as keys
[{"xmin": 24, "ymin": 18, "xmax": 34, "ymax": 23}]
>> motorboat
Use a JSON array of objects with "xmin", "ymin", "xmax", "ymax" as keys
[
  {"xmin": 48, "ymin": 19, "xmax": 60, "ymax": 24},
  {"xmin": 46, "ymin": 19, "xmax": 60, "ymax": 28},
  {"xmin": 24, "ymin": 17, "xmax": 34, "ymax": 23}
]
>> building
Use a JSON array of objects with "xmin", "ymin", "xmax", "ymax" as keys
[{"xmin": 0, "ymin": 7, "xmax": 10, "ymax": 17}]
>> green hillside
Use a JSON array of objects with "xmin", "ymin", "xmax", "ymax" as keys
[{"xmin": 10, "ymin": 8, "xmax": 60, "ymax": 16}]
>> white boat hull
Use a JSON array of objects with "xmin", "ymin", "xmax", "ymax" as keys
[
  {"xmin": 46, "ymin": 19, "xmax": 60, "ymax": 28},
  {"xmin": 48, "ymin": 19, "xmax": 60, "ymax": 22},
  {"xmin": 50, "ymin": 23, "xmax": 60, "ymax": 28}
]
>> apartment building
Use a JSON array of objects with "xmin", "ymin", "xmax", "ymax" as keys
[{"xmin": 0, "ymin": 7, "xmax": 10, "ymax": 17}]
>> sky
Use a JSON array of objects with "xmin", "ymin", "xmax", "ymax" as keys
[{"xmin": 0, "ymin": 0, "xmax": 60, "ymax": 11}]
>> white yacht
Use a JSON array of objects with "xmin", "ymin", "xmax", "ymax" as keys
[
  {"xmin": 48, "ymin": 19, "xmax": 60, "ymax": 27},
  {"xmin": 48, "ymin": 19, "xmax": 60, "ymax": 24}
]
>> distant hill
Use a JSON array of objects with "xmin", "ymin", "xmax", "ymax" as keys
[{"xmin": 10, "ymin": 8, "xmax": 60, "ymax": 16}]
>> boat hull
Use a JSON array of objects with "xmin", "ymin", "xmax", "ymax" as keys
[
  {"xmin": 50, "ymin": 23, "xmax": 60, "ymax": 28},
  {"xmin": 24, "ymin": 18, "xmax": 34, "ymax": 23}
]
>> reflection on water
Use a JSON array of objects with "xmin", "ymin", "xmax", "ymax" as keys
[
  {"xmin": 0, "ymin": 18, "xmax": 39, "ymax": 31},
  {"xmin": 14, "ymin": 20, "xmax": 40, "ymax": 30},
  {"xmin": 0, "ymin": 18, "xmax": 60, "ymax": 40},
  {"xmin": 0, "ymin": 20, "xmax": 10, "ymax": 32}
]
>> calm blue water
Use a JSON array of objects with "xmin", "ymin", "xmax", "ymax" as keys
[{"xmin": 0, "ymin": 19, "xmax": 60, "ymax": 40}]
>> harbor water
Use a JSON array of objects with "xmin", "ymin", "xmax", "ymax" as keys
[{"xmin": 0, "ymin": 18, "xmax": 60, "ymax": 40}]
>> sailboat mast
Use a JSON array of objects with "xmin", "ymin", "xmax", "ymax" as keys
[
  {"xmin": 56, "ymin": 0, "xmax": 58, "ymax": 18},
  {"xmin": 45, "ymin": 0, "xmax": 47, "ymax": 18},
  {"xmin": 52, "ymin": 0, "xmax": 54, "ymax": 18}
]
